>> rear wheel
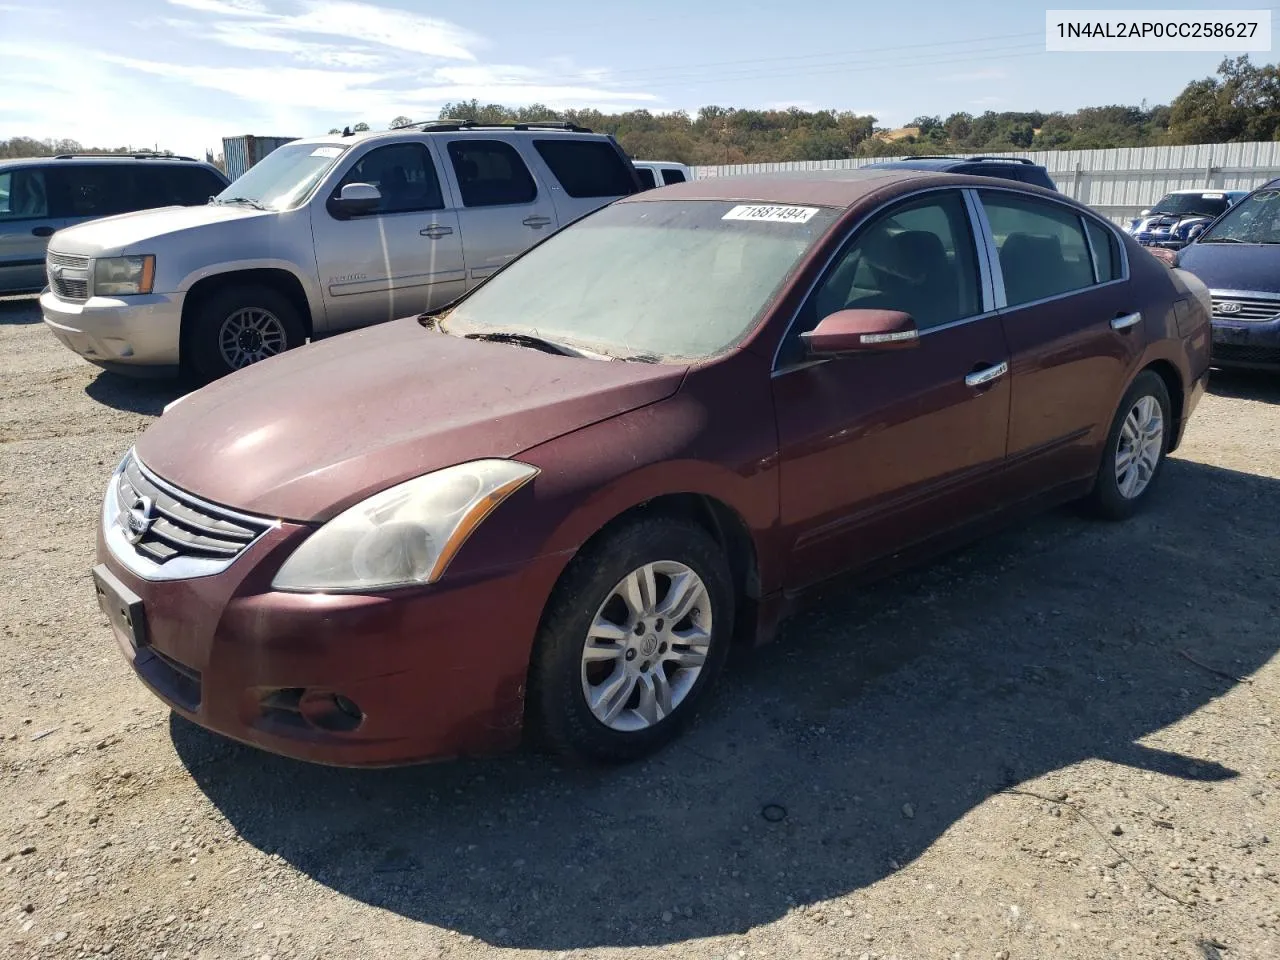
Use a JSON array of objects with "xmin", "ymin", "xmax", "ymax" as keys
[
  {"xmin": 528, "ymin": 516, "xmax": 734, "ymax": 763},
  {"xmin": 1085, "ymin": 370, "xmax": 1172, "ymax": 520},
  {"xmin": 187, "ymin": 284, "xmax": 304, "ymax": 382}
]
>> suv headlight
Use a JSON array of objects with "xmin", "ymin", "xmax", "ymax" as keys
[
  {"xmin": 271, "ymin": 460, "xmax": 538, "ymax": 592},
  {"xmin": 94, "ymin": 255, "xmax": 155, "ymax": 296}
]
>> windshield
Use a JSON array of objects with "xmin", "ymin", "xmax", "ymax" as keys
[
  {"xmin": 1198, "ymin": 188, "xmax": 1280, "ymax": 243},
  {"xmin": 1149, "ymin": 192, "xmax": 1230, "ymax": 218},
  {"xmin": 215, "ymin": 142, "xmax": 348, "ymax": 211},
  {"xmin": 444, "ymin": 200, "xmax": 839, "ymax": 361}
]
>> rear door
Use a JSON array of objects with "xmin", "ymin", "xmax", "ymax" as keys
[
  {"xmin": 0, "ymin": 165, "xmax": 65, "ymax": 293},
  {"xmin": 530, "ymin": 136, "xmax": 638, "ymax": 224},
  {"xmin": 975, "ymin": 188, "xmax": 1142, "ymax": 494},
  {"xmin": 439, "ymin": 137, "xmax": 559, "ymax": 285},
  {"xmin": 310, "ymin": 139, "xmax": 466, "ymax": 331},
  {"xmin": 55, "ymin": 163, "xmax": 140, "ymax": 229}
]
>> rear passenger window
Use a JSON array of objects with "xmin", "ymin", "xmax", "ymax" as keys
[
  {"xmin": 61, "ymin": 165, "xmax": 138, "ymax": 217},
  {"xmin": 634, "ymin": 167, "xmax": 657, "ymax": 189},
  {"xmin": 164, "ymin": 167, "xmax": 227, "ymax": 205},
  {"xmin": 335, "ymin": 143, "xmax": 443, "ymax": 215},
  {"xmin": 448, "ymin": 140, "xmax": 536, "ymax": 207},
  {"xmin": 661, "ymin": 168, "xmax": 687, "ymax": 184},
  {"xmin": 0, "ymin": 168, "xmax": 48, "ymax": 220},
  {"xmin": 979, "ymin": 191, "xmax": 1095, "ymax": 307},
  {"xmin": 533, "ymin": 139, "xmax": 636, "ymax": 198},
  {"xmin": 1084, "ymin": 218, "xmax": 1122, "ymax": 283}
]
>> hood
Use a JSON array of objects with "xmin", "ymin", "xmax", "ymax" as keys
[
  {"xmin": 48, "ymin": 203, "xmax": 270, "ymax": 256},
  {"xmin": 1176, "ymin": 242, "xmax": 1280, "ymax": 294},
  {"xmin": 134, "ymin": 317, "xmax": 688, "ymax": 522}
]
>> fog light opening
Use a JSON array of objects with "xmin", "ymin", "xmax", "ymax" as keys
[{"xmin": 298, "ymin": 689, "xmax": 365, "ymax": 733}]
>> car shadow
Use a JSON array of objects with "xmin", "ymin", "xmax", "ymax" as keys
[
  {"xmin": 84, "ymin": 370, "xmax": 188, "ymax": 416},
  {"xmin": 171, "ymin": 457, "xmax": 1278, "ymax": 950},
  {"xmin": 0, "ymin": 294, "xmax": 42, "ymax": 324},
  {"xmin": 1209, "ymin": 367, "xmax": 1280, "ymax": 404}
]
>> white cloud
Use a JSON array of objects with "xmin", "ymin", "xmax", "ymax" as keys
[{"xmin": 166, "ymin": 0, "xmax": 272, "ymax": 16}]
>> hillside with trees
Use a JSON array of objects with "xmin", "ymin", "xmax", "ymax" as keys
[{"xmin": 6, "ymin": 55, "xmax": 1280, "ymax": 165}]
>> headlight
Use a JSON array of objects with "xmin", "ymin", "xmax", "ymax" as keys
[
  {"xmin": 94, "ymin": 255, "xmax": 155, "ymax": 296},
  {"xmin": 271, "ymin": 459, "xmax": 538, "ymax": 592}
]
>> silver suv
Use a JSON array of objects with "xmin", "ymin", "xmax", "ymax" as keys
[
  {"xmin": 1, "ymin": 154, "xmax": 228, "ymax": 296},
  {"xmin": 40, "ymin": 122, "xmax": 641, "ymax": 380}
]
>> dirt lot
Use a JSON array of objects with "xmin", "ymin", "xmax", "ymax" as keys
[{"xmin": 1, "ymin": 293, "xmax": 1277, "ymax": 960}]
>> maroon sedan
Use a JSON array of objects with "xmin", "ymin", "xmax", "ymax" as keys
[{"xmin": 93, "ymin": 170, "xmax": 1212, "ymax": 766}]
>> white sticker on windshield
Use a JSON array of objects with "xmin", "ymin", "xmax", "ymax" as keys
[
  {"xmin": 722, "ymin": 204, "xmax": 819, "ymax": 224},
  {"xmin": 311, "ymin": 146, "xmax": 343, "ymax": 158}
]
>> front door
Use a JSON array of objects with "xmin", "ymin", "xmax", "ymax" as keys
[
  {"xmin": 311, "ymin": 140, "xmax": 466, "ymax": 332},
  {"xmin": 976, "ymin": 189, "xmax": 1145, "ymax": 492},
  {"xmin": 772, "ymin": 189, "xmax": 1012, "ymax": 591},
  {"xmin": 438, "ymin": 137, "xmax": 560, "ymax": 285},
  {"xmin": 0, "ymin": 166, "xmax": 65, "ymax": 293}
]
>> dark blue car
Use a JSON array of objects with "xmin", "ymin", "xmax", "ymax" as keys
[{"xmin": 1175, "ymin": 179, "xmax": 1280, "ymax": 371}]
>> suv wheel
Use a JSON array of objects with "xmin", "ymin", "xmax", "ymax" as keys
[{"xmin": 188, "ymin": 284, "xmax": 305, "ymax": 382}]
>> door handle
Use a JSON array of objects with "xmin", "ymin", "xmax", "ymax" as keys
[
  {"xmin": 522, "ymin": 215, "xmax": 552, "ymax": 228},
  {"xmin": 420, "ymin": 224, "xmax": 454, "ymax": 239},
  {"xmin": 1111, "ymin": 311, "xmax": 1142, "ymax": 331},
  {"xmin": 31, "ymin": 226, "xmax": 55, "ymax": 238},
  {"xmin": 965, "ymin": 360, "xmax": 1009, "ymax": 388}
]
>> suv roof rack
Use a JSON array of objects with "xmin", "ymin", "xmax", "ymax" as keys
[
  {"xmin": 52, "ymin": 152, "xmax": 199, "ymax": 162},
  {"xmin": 408, "ymin": 119, "xmax": 593, "ymax": 134},
  {"xmin": 964, "ymin": 156, "xmax": 1035, "ymax": 165}
]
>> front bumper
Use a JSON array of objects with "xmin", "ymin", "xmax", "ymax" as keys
[
  {"xmin": 1132, "ymin": 233, "xmax": 1187, "ymax": 249},
  {"xmin": 41, "ymin": 289, "xmax": 185, "ymax": 375},
  {"xmin": 1211, "ymin": 316, "xmax": 1280, "ymax": 370},
  {"xmin": 95, "ymin": 484, "xmax": 568, "ymax": 767}
]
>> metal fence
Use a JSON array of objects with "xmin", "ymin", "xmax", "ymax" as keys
[{"xmin": 692, "ymin": 141, "xmax": 1280, "ymax": 224}]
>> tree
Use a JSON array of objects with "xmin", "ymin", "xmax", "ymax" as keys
[
  {"xmin": 352, "ymin": 122, "xmax": 371, "ymax": 133},
  {"xmin": 389, "ymin": 116, "xmax": 415, "ymax": 129}
]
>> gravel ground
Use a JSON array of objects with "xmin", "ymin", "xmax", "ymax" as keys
[{"xmin": 2, "ymin": 293, "xmax": 1277, "ymax": 960}]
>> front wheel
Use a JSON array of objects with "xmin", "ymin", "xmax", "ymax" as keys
[
  {"xmin": 528, "ymin": 516, "xmax": 735, "ymax": 764},
  {"xmin": 1085, "ymin": 370, "xmax": 1172, "ymax": 520},
  {"xmin": 187, "ymin": 284, "xmax": 305, "ymax": 382}
]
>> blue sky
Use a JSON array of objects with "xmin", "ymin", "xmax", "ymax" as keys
[{"xmin": 0, "ymin": 0, "xmax": 1273, "ymax": 157}]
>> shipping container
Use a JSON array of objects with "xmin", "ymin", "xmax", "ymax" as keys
[{"xmin": 222, "ymin": 135, "xmax": 299, "ymax": 181}]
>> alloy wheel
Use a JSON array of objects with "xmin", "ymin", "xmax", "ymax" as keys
[
  {"xmin": 219, "ymin": 307, "xmax": 288, "ymax": 369},
  {"xmin": 580, "ymin": 560, "xmax": 713, "ymax": 732},
  {"xmin": 1114, "ymin": 394, "xmax": 1164, "ymax": 499}
]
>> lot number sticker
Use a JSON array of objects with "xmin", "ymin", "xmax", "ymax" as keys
[
  {"xmin": 311, "ymin": 147, "xmax": 344, "ymax": 158},
  {"xmin": 722, "ymin": 204, "xmax": 820, "ymax": 224}
]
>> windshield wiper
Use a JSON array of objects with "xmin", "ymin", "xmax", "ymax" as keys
[
  {"xmin": 620, "ymin": 352, "xmax": 662, "ymax": 363},
  {"xmin": 464, "ymin": 331, "xmax": 588, "ymax": 358},
  {"xmin": 215, "ymin": 196, "xmax": 266, "ymax": 210},
  {"xmin": 1200, "ymin": 236, "xmax": 1245, "ymax": 243}
]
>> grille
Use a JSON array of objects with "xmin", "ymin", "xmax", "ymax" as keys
[
  {"xmin": 46, "ymin": 251, "xmax": 90, "ymax": 302},
  {"xmin": 116, "ymin": 455, "xmax": 271, "ymax": 565},
  {"xmin": 1211, "ymin": 295, "xmax": 1280, "ymax": 322},
  {"xmin": 1213, "ymin": 343, "xmax": 1280, "ymax": 365}
]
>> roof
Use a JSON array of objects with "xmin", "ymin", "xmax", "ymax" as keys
[
  {"xmin": 1162, "ymin": 187, "xmax": 1248, "ymax": 195},
  {"xmin": 0, "ymin": 154, "xmax": 213, "ymax": 169},
  {"xmin": 619, "ymin": 169, "xmax": 963, "ymax": 209},
  {"xmin": 287, "ymin": 123, "xmax": 611, "ymax": 150},
  {"xmin": 864, "ymin": 156, "xmax": 1042, "ymax": 171}
]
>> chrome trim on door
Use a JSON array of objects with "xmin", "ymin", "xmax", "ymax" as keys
[
  {"xmin": 961, "ymin": 189, "xmax": 996, "ymax": 314},
  {"xmin": 1111, "ymin": 311, "xmax": 1142, "ymax": 331},
  {"xmin": 965, "ymin": 360, "xmax": 1008, "ymax": 387},
  {"xmin": 964, "ymin": 188, "xmax": 1007, "ymax": 310}
]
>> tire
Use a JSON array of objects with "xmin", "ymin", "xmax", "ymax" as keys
[
  {"xmin": 187, "ymin": 284, "xmax": 305, "ymax": 382},
  {"xmin": 528, "ymin": 516, "xmax": 735, "ymax": 764},
  {"xmin": 1085, "ymin": 370, "xmax": 1173, "ymax": 521}
]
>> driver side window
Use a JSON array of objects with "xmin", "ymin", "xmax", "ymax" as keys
[
  {"xmin": 781, "ymin": 190, "xmax": 982, "ymax": 366},
  {"xmin": 334, "ymin": 143, "xmax": 444, "ymax": 216}
]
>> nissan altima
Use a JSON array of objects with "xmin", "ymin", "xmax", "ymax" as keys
[{"xmin": 93, "ymin": 169, "xmax": 1212, "ymax": 766}]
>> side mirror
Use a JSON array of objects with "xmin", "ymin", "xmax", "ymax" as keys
[
  {"xmin": 801, "ymin": 309, "xmax": 919, "ymax": 356},
  {"xmin": 329, "ymin": 182, "xmax": 381, "ymax": 218}
]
